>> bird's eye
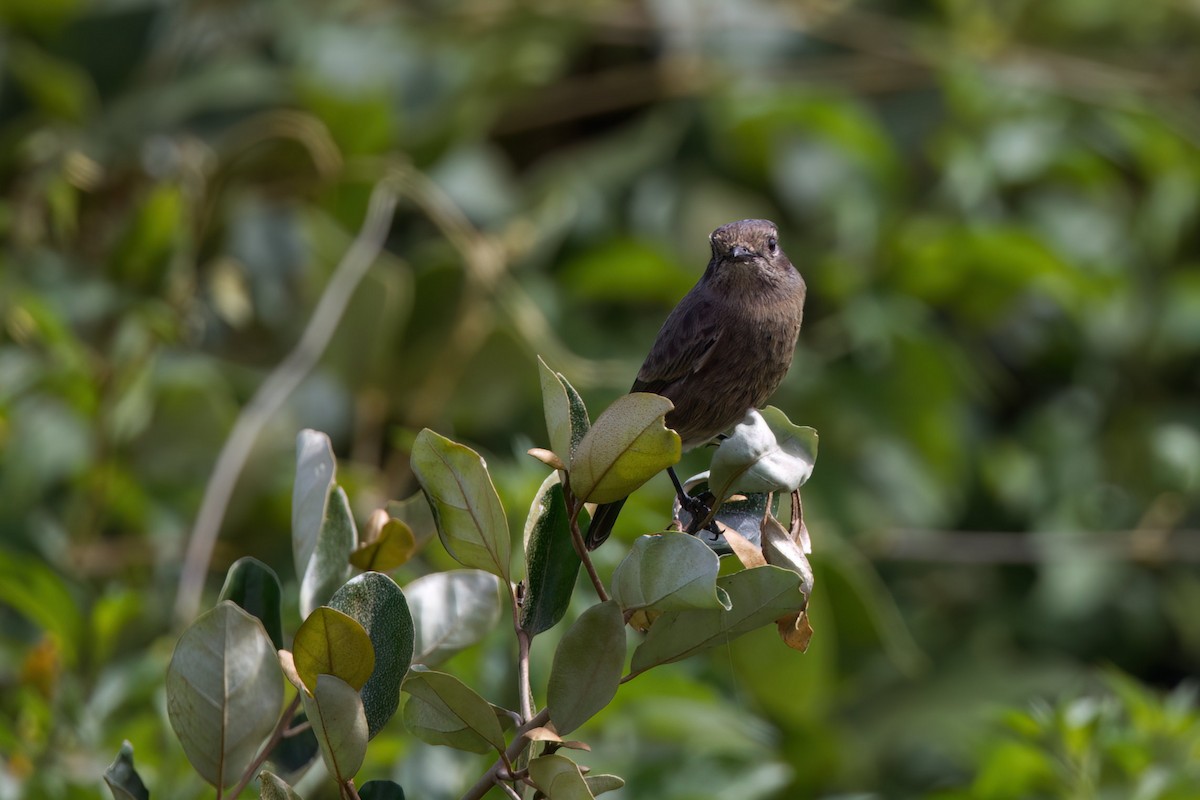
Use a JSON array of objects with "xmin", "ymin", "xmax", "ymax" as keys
[{"xmin": 767, "ymin": 236, "xmax": 778, "ymax": 253}]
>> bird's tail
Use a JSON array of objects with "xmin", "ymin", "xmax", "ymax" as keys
[{"xmin": 584, "ymin": 497, "xmax": 627, "ymax": 550}]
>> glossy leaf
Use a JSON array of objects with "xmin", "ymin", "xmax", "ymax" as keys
[
  {"xmin": 103, "ymin": 741, "xmax": 148, "ymax": 800},
  {"xmin": 708, "ymin": 407, "xmax": 818, "ymax": 502},
  {"xmin": 350, "ymin": 519, "xmax": 417, "ymax": 572},
  {"xmin": 329, "ymin": 572, "xmax": 415, "ymax": 739},
  {"xmin": 538, "ymin": 355, "xmax": 590, "ymax": 462},
  {"xmin": 547, "ymin": 600, "xmax": 626, "ymax": 735},
  {"xmin": 528, "ymin": 754, "xmax": 595, "ymax": 800},
  {"xmin": 406, "ymin": 569, "xmax": 502, "ymax": 666},
  {"xmin": 292, "ymin": 429, "xmax": 336, "ymax": 582},
  {"xmin": 569, "ymin": 393, "xmax": 680, "ymax": 504},
  {"xmin": 292, "ymin": 606, "xmax": 375, "ymax": 693},
  {"xmin": 401, "ymin": 668, "xmax": 506, "ymax": 754},
  {"xmin": 611, "ymin": 532, "xmax": 729, "ymax": 614},
  {"xmin": 166, "ymin": 601, "xmax": 283, "ymax": 788},
  {"xmin": 629, "ymin": 566, "xmax": 805, "ymax": 676},
  {"xmin": 303, "ymin": 673, "xmax": 368, "ymax": 783},
  {"xmin": 258, "ymin": 770, "xmax": 303, "ymax": 800},
  {"xmin": 410, "ymin": 428, "xmax": 512, "ymax": 580},
  {"xmin": 520, "ymin": 473, "xmax": 582, "ymax": 636},
  {"xmin": 300, "ymin": 484, "xmax": 358, "ymax": 618},
  {"xmin": 218, "ymin": 557, "xmax": 284, "ymax": 650}
]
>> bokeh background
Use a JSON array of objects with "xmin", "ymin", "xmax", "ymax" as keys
[{"xmin": 3, "ymin": 0, "xmax": 1200, "ymax": 797}]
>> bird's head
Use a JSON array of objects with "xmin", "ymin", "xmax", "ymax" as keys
[{"xmin": 706, "ymin": 219, "xmax": 797, "ymax": 288}]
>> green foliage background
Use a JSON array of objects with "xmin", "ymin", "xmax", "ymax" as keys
[{"xmin": 2, "ymin": 0, "xmax": 1199, "ymax": 797}]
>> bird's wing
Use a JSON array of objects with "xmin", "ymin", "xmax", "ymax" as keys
[{"xmin": 631, "ymin": 295, "xmax": 722, "ymax": 395}]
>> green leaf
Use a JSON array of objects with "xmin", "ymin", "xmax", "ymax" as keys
[
  {"xmin": 103, "ymin": 741, "xmax": 149, "ymax": 800},
  {"xmin": 328, "ymin": 573, "xmax": 415, "ymax": 739},
  {"xmin": 629, "ymin": 566, "xmax": 805, "ymax": 676},
  {"xmin": 293, "ymin": 430, "xmax": 337, "ymax": 579},
  {"xmin": 350, "ymin": 519, "xmax": 417, "ymax": 572},
  {"xmin": 410, "ymin": 428, "xmax": 512, "ymax": 580},
  {"xmin": 538, "ymin": 355, "xmax": 590, "ymax": 462},
  {"xmin": 303, "ymin": 673, "xmax": 368, "ymax": 784},
  {"xmin": 358, "ymin": 780, "xmax": 407, "ymax": 800},
  {"xmin": 547, "ymin": 600, "xmax": 626, "ymax": 735},
  {"xmin": 569, "ymin": 393, "xmax": 681, "ymax": 504},
  {"xmin": 218, "ymin": 557, "xmax": 284, "ymax": 650},
  {"xmin": 585, "ymin": 775, "xmax": 625, "ymax": 797},
  {"xmin": 611, "ymin": 532, "xmax": 730, "ymax": 614},
  {"xmin": 301, "ymin": 484, "xmax": 358, "ymax": 617},
  {"xmin": 406, "ymin": 570, "xmax": 502, "ymax": 667},
  {"xmin": 528, "ymin": 754, "xmax": 596, "ymax": 800},
  {"xmin": 258, "ymin": 770, "xmax": 303, "ymax": 799},
  {"xmin": 293, "ymin": 607, "xmax": 376, "ymax": 693},
  {"xmin": 292, "ymin": 430, "xmax": 357, "ymax": 616},
  {"xmin": 166, "ymin": 601, "xmax": 283, "ymax": 788},
  {"xmin": 401, "ymin": 668, "xmax": 507, "ymax": 754},
  {"xmin": 520, "ymin": 473, "xmax": 583, "ymax": 636},
  {"xmin": 708, "ymin": 407, "xmax": 818, "ymax": 502}
]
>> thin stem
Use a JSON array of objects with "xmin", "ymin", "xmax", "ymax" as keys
[
  {"xmin": 567, "ymin": 499, "xmax": 608, "ymax": 602},
  {"xmin": 496, "ymin": 782, "xmax": 523, "ymax": 800},
  {"xmin": 342, "ymin": 779, "xmax": 363, "ymax": 800},
  {"xmin": 460, "ymin": 708, "xmax": 552, "ymax": 800},
  {"xmin": 516, "ymin": 628, "xmax": 534, "ymax": 722},
  {"xmin": 225, "ymin": 693, "xmax": 303, "ymax": 799}
]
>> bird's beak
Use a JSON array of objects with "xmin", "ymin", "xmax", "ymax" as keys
[{"xmin": 728, "ymin": 245, "xmax": 753, "ymax": 261}]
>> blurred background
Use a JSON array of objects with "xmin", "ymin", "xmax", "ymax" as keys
[{"xmin": 3, "ymin": 0, "xmax": 1200, "ymax": 797}]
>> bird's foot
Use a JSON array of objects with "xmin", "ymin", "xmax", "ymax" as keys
[{"xmin": 679, "ymin": 492, "xmax": 720, "ymax": 536}]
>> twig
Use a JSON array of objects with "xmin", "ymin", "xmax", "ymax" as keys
[
  {"xmin": 342, "ymin": 779, "xmax": 363, "ymax": 800},
  {"xmin": 564, "ymin": 491, "xmax": 608, "ymax": 602},
  {"xmin": 173, "ymin": 173, "xmax": 402, "ymax": 624},
  {"xmin": 224, "ymin": 693, "xmax": 303, "ymax": 799},
  {"xmin": 460, "ymin": 709, "xmax": 552, "ymax": 800},
  {"xmin": 516, "ymin": 627, "xmax": 534, "ymax": 722}
]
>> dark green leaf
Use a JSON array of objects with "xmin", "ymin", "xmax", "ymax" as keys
[
  {"xmin": 520, "ymin": 474, "xmax": 582, "ymax": 636},
  {"xmin": 329, "ymin": 572, "xmax": 415, "ymax": 739},
  {"xmin": 218, "ymin": 557, "xmax": 283, "ymax": 650},
  {"xmin": 103, "ymin": 741, "xmax": 149, "ymax": 800}
]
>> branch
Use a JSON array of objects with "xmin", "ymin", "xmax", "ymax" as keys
[
  {"xmin": 173, "ymin": 173, "xmax": 402, "ymax": 624},
  {"xmin": 460, "ymin": 709, "xmax": 552, "ymax": 800},
  {"xmin": 225, "ymin": 693, "xmax": 303, "ymax": 799}
]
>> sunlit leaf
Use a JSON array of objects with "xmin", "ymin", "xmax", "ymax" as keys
[
  {"xmin": 303, "ymin": 673, "xmax": 368, "ymax": 784},
  {"xmin": 569, "ymin": 393, "xmax": 680, "ymax": 504},
  {"xmin": 218, "ymin": 557, "xmax": 284, "ymax": 650},
  {"xmin": 329, "ymin": 573, "xmax": 415, "ymax": 739},
  {"xmin": 528, "ymin": 754, "xmax": 595, "ymax": 800},
  {"xmin": 166, "ymin": 602, "xmax": 282, "ymax": 788},
  {"xmin": 406, "ymin": 569, "xmax": 502, "ymax": 666},
  {"xmin": 300, "ymin": 485, "xmax": 358, "ymax": 617},
  {"xmin": 547, "ymin": 600, "xmax": 626, "ymax": 735},
  {"xmin": 401, "ymin": 668, "xmax": 507, "ymax": 754},
  {"xmin": 629, "ymin": 566, "xmax": 805, "ymax": 676},
  {"xmin": 410, "ymin": 428, "xmax": 512, "ymax": 580},
  {"xmin": 350, "ymin": 519, "xmax": 417, "ymax": 572},
  {"xmin": 521, "ymin": 473, "xmax": 582, "ymax": 636},
  {"xmin": 292, "ymin": 607, "xmax": 375, "ymax": 693},
  {"xmin": 708, "ymin": 407, "xmax": 817, "ymax": 502},
  {"xmin": 610, "ymin": 533, "xmax": 729, "ymax": 613},
  {"xmin": 292, "ymin": 430, "xmax": 335, "ymax": 581},
  {"xmin": 258, "ymin": 770, "xmax": 303, "ymax": 800},
  {"xmin": 538, "ymin": 355, "xmax": 591, "ymax": 463},
  {"xmin": 103, "ymin": 741, "xmax": 148, "ymax": 800}
]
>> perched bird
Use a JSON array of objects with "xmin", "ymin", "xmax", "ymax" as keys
[{"xmin": 585, "ymin": 219, "xmax": 807, "ymax": 550}]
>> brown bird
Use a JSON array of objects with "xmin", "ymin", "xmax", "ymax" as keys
[{"xmin": 585, "ymin": 219, "xmax": 807, "ymax": 549}]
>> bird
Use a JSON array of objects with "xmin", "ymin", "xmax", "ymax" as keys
[{"xmin": 585, "ymin": 218, "xmax": 807, "ymax": 550}]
